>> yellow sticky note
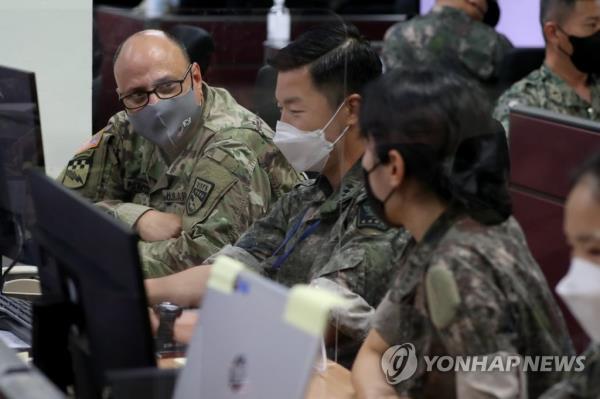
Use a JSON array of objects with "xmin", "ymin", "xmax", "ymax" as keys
[
  {"xmin": 207, "ymin": 256, "xmax": 245, "ymax": 294},
  {"xmin": 284, "ymin": 285, "xmax": 349, "ymax": 336}
]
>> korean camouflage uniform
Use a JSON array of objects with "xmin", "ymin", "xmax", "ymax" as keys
[
  {"xmin": 207, "ymin": 162, "xmax": 412, "ymax": 367},
  {"xmin": 541, "ymin": 343, "xmax": 600, "ymax": 399},
  {"xmin": 58, "ymin": 83, "xmax": 303, "ymax": 277},
  {"xmin": 374, "ymin": 208, "xmax": 574, "ymax": 398},
  {"xmin": 494, "ymin": 64, "xmax": 600, "ymax": 134},
  {"xmin": 382, "ymin": 5, "xmax": 512, "ymax": 89}
]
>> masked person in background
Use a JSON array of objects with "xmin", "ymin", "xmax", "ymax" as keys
[
  {"xmin": 541, "ymin": 153, "xmax": 600, "ymax": 399},
  {"xmin": 494, "ymin": 0, "xmax": 600, "ymax": 134},
  {"xmin": 145, "ymin": 23, "xmax": 411, "ymax": 368},
  {"xmin": 58, "ymin": 30, "xmax": 302, "ymax": 277},
  {"xmin": 351, "ymin": 67, "xmax": 574, "ymax": 399}
]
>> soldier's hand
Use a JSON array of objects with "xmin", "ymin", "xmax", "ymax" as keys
[
  {"xmin": 174, "ymin": 310, "xmax": 199, "ymax": 344},
  {"xmin": 148, "ymin": 307, "xmax": 159, "ymax": 335},
  {"xmin": 136, "ymin": 210, "xmax": 183, "ymax": 241}
]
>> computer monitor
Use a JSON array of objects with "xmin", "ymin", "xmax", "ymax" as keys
[
  {"xmin": 509, "ymin": 105, "xmax": 600, "ymax": 352},
  {"xmin": 27, "ymin": 169, "xmax": 156, "ymax": 398},
  {"xmin": 0, "ymin": 65, "xmax": 44, "ymax": 269}
]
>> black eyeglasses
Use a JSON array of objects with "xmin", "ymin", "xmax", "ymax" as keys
[{"xmin": 119, "ymin": 64, "xmax": 193, "ymax": 110}]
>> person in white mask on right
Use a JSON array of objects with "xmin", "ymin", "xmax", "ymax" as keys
[
  {"xmin": 144, "ymin": 22, "xmax": 411, "ymax": 368},
  {"xmin": 542, "ymin": 153, "xmax": 600, "ymax": 398}
]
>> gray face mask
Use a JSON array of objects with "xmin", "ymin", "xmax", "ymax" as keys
[{"xmin": 127, "ymin": 88, "xmax": 202, "ymax": 162}]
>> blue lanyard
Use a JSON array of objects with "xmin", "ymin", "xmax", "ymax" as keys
[{"xmin": 271, "ymin": 208, "xmax": 321, "ymax": 270}]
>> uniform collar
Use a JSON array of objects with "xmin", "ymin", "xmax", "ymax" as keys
[
  {"xmin": 317, "ymin": 161, "xmax": 364, "ymax": 217},
  {"xmin": 540, "ymin": 63, "xmax": 600, "ymax": 107},
  {"xmin": 387, "ymin": 206, "xmax": 466, "ymax": 300},
  {"xmin": 419, "ymin": 205, "xmax": 466, "ymax": 247},
  {"xmin": 431, "ymin": 4, "xmax": 473, "ymax": 22}
]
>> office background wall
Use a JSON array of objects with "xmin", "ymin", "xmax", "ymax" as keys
[
  {"xmin": 0, "ymin": 0, "xmax": 92, "ymax": 177},
  {"xmin": 420, "ymin": 0, "xmax": 545, "ymax": 47}
]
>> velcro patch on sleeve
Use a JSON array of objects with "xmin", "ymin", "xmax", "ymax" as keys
[
  {"xmin": 75, "ymin": 132, "xmax": 103, "ymax": 155},
  {"xmin": 426, "ymin": 264, "xmax": 461, "ymax": 330},
  {"xmin": 184, "ymin": 159, "xmax": 239, "ymax": 222},
  {"xmin": 62, "ymin": 157, "xmax": 92, "ymax": 189},
  {"xmin": 186, "ymin": 178, "xmax": 216, "ymax": 215}
]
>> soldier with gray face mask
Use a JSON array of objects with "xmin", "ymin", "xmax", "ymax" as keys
[{"xmin": 58, "ymin": 30, "xmax": 302, "ymax": 278}]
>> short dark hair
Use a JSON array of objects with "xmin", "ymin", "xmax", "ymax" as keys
[
  {"xmin": 572, "ymin": 152, "xmax": 600, "ymax": 197},
  {"xmin": 360, "ymin": 67, "xmax": 494, "ymax": 169},
  {"xmin": 113, "ymin": 30, "xmax": 191, "ymax": 66},
  {"xmin": 360, "ymin": 67, "xmax": 511, "ymax": 224},
  {"xmin": 540, "ymin": 0, "xmax": 577, "ymax": 28},
  {"xmin": 268, "ymin": 23, "xmax": 382, "ymax": 107}
]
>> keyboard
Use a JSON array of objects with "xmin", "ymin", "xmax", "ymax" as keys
[{"xmin": 0, "ymin": 294, "xmax": 32, "ymax": 344}]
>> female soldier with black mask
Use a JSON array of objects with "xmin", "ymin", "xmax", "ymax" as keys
[{"xmin": 352, "ymin": 68, "xmax": 574, "ymax": 399}]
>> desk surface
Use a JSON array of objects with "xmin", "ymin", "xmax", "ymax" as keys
[{"xmin": 158, "ymin": 358, "xmax": 355, "ymax": 399}]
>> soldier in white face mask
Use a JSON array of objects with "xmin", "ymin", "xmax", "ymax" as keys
[
  {"xmin": 145, "ymin": 23, "xmax": 412, "ymax": 368},
  {"xmin": 542, "ymin": 153, "xmax": 600, "ymax": 398}
]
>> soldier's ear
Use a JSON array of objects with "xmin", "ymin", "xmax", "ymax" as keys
[
  {"xmin": 346, "ymin": 94, "xmax": 361, "ymax": 127},
  {"xmin": 543, "ymin": 21, "xmax": 561, "ymax": 46},
  {"xmin": 192, "ymin": 62, "xmax": 203, "ymax": 86},
  {"xmin": 387, "ymin": 148, "xmax": 406, "ymax": 188}
]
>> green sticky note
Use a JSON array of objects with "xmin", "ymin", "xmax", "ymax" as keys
[
  {"xmin": 207, "ymin": 256, "xmax": 245, "ymax": 294},
  {"xmin": 283, "ymin": 285, "xmax": 349, "ymax": 336}
]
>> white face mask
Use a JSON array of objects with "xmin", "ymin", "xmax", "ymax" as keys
[
  {"xmin": 556, "ymin": 257, "xmax": 600, "ymax": 342},
  {"xmin": 273, "ymin": 101, "xmax": 349, "ymax": 173}
]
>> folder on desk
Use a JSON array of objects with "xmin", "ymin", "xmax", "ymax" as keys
[{"xmin": 173, "ymin": 256, "xmax": 346, "ymax": 399}]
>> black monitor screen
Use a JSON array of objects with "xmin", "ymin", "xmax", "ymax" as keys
[
  {"xmin": 27, "ymin": 169, "xmax": 155, "ymax": 398},
  {"xmin": 0, "ymin": 66, "xmax": 44, "ymax": 214},
  {"xmin": 0, "ymin": 66, "xmax": 44, "ymax": 262}
]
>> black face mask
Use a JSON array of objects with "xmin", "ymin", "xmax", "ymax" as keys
[
  {"xmin": 363, "ymin": 162, "xmax": 395, "ymax": 224},
  {"xmin": 559, "ymin": 27, "xmax": 600, "ymax": 74}
]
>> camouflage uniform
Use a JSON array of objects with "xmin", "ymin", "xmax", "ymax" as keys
[
  {"xmin": 207, "ymin": 162, "xmax": 412, "ymax": 367},
  {"xmin": 541, "ymin": 343, "xmax": 600, "ymax": 399},
  {"xmin": 382, "ymin": 5, "xmax": 512, "ymax": 86},
  {"xmin": 494, "ymin": 64, "xmax": 600, "ymax": 133},
  {"xmin": 58, "ymin": 83, "xmax": 303, "ymax": 277},
  {"xmin": 373, "ymin": 208, "xmax": 574, "ymax": 398}
]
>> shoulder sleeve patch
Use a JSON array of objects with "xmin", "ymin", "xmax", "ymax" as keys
[
  {"xmin": 357, "ymin": 202, "xmax": 389, "ymax": 232},
  {"xmin": 62, "ymin": 157, "xmax": 92, "ymax": 189},
  {"xmin": 186, "ymin": 177, "xmax": 216, "ymax": 215},
  {"xmin": 425, "ymin": 264, "xmax": 461, "ymax": 330},
  {"xmin": 184, "ymin": 159, "xmax": 239, "ymax": 223}
]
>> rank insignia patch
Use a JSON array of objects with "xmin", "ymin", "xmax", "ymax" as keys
[
  {"xmin": 186, "ymin": 178, "xmax": 215, "ymax": 215},
  {"xmin": 62, "ymin": 157, "xmax": 91, "ymax": 189},
  {"xmin": 190, "ymin": 221, "xmax": 204, "ymax": 239},
  {"xmin": 357, "ymin": 203, "xmax": 389, "ymax": 232}
]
